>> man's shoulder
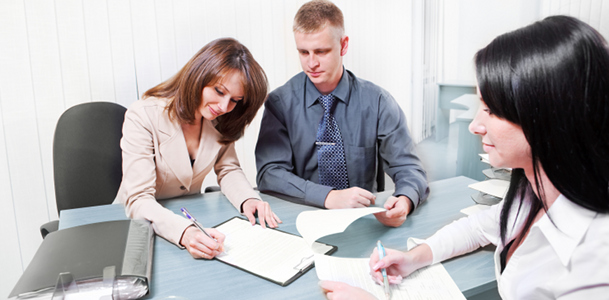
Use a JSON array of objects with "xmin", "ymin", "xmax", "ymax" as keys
[
  {"xmin": 347, "ymin": 70, "xmax": 387, "ymax": 96},
  {"xmin": 269, "ymin": 72, "xmax": 307, "ymax": 98}
]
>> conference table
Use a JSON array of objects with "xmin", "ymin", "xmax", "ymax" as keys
[{"xmin": 59, "ymin": 176, "xmax": 499, "ymax": 300}]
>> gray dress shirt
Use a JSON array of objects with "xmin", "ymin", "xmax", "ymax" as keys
[{"xmin": 255, "ymin": 69, "xmax": 429, "ymax": 208}]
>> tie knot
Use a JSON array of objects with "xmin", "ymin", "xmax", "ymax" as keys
[{"xmin": 319, "ymin": 94, "xmax": 336, "ymax": 112}]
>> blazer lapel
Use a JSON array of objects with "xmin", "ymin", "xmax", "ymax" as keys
[{"xmin": 156, "ymin": 111, "xmax": 193, "ymax": 189}]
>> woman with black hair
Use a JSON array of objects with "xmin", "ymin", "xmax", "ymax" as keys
[{"xmin": 321, "ymin": 15, "xmax": 609, "ymax": 299}]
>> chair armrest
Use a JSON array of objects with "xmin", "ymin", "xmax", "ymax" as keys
[{"xmin": 40, "ymin": 220, "xmax": 59, "ymax": 238}]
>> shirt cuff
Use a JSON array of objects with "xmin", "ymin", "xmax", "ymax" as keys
[
  {"xmin": 304, "ymin": 182, "xmax": 334, "ymax": 208},
  {"xmin": 394, "ymin": 186, "xmax": 422, "ymax": 209}
]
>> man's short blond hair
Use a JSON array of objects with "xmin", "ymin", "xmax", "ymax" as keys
[{"xmin": 293, "ymin": 0, "xmax": 344, "ymax": 38}]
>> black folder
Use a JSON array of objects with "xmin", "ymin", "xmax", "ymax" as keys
[{"xmin": 9, "ymin": 220, "xmax": 154, "ymax": 299}]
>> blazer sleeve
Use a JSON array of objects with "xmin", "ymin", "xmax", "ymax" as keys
[
  {"xmin": 215, "ymin": 141, "xmax": 262, "ymax": 211},
  {"xmin": 119, "ymin": 102, "xmax": 192, "ymax": 247}
]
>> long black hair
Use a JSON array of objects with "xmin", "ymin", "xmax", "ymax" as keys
[{"xmin": 474, "ymin": 15, "xmax": 609, "ymax": 244}]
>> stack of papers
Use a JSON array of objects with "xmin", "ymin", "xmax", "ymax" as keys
[{"xmin": 296, "ymin": 207, "xmax": 466, "ymax": 299}]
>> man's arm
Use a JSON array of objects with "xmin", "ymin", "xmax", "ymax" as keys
[
  {"xmin": 255, "ymin": 94, "xmax": 332, "ymax": 208},
  {"xmin": 377, "ymin": 90, "xmax": 430, "ymax": 210}
]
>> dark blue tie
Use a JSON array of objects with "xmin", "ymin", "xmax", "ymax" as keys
[{"xmin": 317, "ymin": 94, "xmax": 349, "ymax": 189}]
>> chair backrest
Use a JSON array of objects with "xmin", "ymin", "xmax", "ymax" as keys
[{"xmin": 53, "ymin": 102, "xmax": 126, "ymax": 213}]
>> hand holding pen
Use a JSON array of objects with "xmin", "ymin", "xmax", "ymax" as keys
[
  {"xmin": 370, "ymin": 243, "xmax": 434, "ymax": 289},
  {"xmin": 179, "ymin": 207, "xmax": 225, "ymax": 259}
]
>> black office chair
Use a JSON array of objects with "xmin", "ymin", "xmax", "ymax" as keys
[{"xmin": 40, "ymin": 102, "xmax": 127, "ymax": 238}]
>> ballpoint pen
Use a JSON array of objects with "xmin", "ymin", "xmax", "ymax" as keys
[
  {"xmin": 377, "ymin": 240, "xmax": 391, "ymax": 300},
  {"xmin": 180, "ymin": 207, "xmax": 215, "ymax": 240}
]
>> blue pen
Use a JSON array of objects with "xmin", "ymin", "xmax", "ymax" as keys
[
  {"xmin": 377, "ymin": 240, "xmax": 391, "ymax": 300},
  {"xmin": 180, "ymin": 207, "xmax": 215, "ymax": 240}
]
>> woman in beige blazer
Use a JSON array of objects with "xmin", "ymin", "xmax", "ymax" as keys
[{"xmin": 117, "ymin": 38, "xmax": 281, "ymax": 259}]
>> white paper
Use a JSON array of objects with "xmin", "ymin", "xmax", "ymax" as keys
[
  {"xmin": 460, "ymin": 204, "xmax": 491, "ymax": 216},
  {"xmin": 315, "ymin": 255, "xmax": 465, "ymax": 300},
  {"xmin": 295, "ymin": 207, "xmax": 466, "ymax": 299},
  {"xmin": 296, "ymin": 207, "xmax": 385, "ymax": 249},
  {"xmin": 468, "ymin": 179, "xmax": 509, "ymax": 199},
  {"xmin": 479, "ymin": 153, "xmax": 490, "ymax": 164},
  {"xmin": 215, "ymin": 218, "xmax": 333, "ymax": 284}
]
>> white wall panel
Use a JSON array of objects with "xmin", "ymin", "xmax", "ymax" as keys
[
  {"xmin": 131, "ymin": 0, "xmax": 163, "ymax": 99},
  {"xmin": 107, "ymin": 0, "xmax": 138, "ymax": 106},
  {"xmin": 83, "ymin": 1, "xmax": 116, "ymax": 102},
  {"xmin": 0, "ymin": 91, "xmax": 22, "ymax": 300},
  {"xmin": 0, "ymin": 0, "xmax": 47, "ymax": 288},
  {"xmin": 55, "ymin": 0, "xmax": 91, "ymax": 107},
  {"xmin": 154, "ymin": 0, "xmax": 180, "ymax": 83},
  {"xmin": 24, "ymin": 0, "xmax": 64, "ymax": 222},
  {"xmin": 172, "ymin": 0, "xmax": 195, "ymax": 73}
]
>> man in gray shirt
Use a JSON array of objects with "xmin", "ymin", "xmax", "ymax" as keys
[{"xmin": 255, "ymin": 0, "xmax": 429, "ymax": 227}]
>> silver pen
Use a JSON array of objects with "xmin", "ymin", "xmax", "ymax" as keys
[{"xmin": 180, "ymin": 207, "xmax": 215, "ymax": 240}]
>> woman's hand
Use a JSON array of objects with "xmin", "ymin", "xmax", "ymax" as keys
[
  {"xmin": 242, "ymin": 199, "xmax": 282, "ymax": 228},
  {"xmin": 180, "ymin": 226, "xmax": 225, "ymax": 259},
  {"xmin": 319, "ymin": 281, "xmax": 376, "ymax": 300},
  {"xmin": 368, "ymin": 244, "xmax": 433, "ymax": 285}
]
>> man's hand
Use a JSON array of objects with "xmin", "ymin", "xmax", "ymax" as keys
[
  {"xmin": 374, "ymin": 195, "xmax": 412, "ymax": 227},
  {"xmin": 324, "ymin": 187, "xmax": 376, "ymax": 209}
]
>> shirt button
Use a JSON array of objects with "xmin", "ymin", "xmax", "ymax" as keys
[{"xmin": 180, "ymin": 186, "xmax": 186, "ymax": 190}]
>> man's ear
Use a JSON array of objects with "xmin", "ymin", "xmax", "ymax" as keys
[{"xmin": 340, "ymin": 35, "xmax": 349, "ymax": 56}]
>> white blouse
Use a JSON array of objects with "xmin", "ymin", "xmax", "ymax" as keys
[{"xmin": 416, "ymin": 194, "xmax": 609, "ymax": 299}]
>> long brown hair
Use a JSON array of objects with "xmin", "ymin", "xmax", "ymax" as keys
[{"xmin": 143, "ymin": 38, "xmax": 268, "ymax": 144}]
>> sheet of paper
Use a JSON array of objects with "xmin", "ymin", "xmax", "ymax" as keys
[
  {"xmin": 296, "ymin": 207, "xmax": 385, "ymax": 249},
  {"xmin": 315, "ymin": 254, "xmax": 466, "ymax": 300},
  {"xmin": 468, "ymin": 179, "xmax": 509, "ymax": 199},
  {"xmin": 460, "ymin": 204, "xmax": 491, "ymax": 216},
  {"xmin": 215, "ymin": 218, "xmax": 333, "ymax": 284}
]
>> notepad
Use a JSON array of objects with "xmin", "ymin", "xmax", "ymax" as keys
[{"xmin": 214, "ymin": 217, "xmax": 336, "ymax": 286}]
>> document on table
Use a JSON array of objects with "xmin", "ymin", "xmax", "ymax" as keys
[
  {"xmin": 296, "ymin": 207, "xmax": 466, "ymax": 299},
  {"xmin": 468, "ymin": 179, "xmax": 509, "ymax": 199},
  {"xmin": 460, "ymin": 204, "xmax": 491, "ymax": 216},
  {"xmin": 214, "ymin": 217, "xmax": 336, "ymax": 286},
  {"xmin": 296, "ymin": 207, "xmax": 386, "ymax": 248},
  {"xmin": 315, "ymin": 255, "xmax": 466, "ymax": 300}
]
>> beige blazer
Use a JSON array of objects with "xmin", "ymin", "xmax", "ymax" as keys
[{"xmin": 116, "ymin": 97, "xmax": 260, "ymax": 247}]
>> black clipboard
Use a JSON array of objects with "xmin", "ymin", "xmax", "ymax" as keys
[{"xmin": 213, "ymin": 216, "xmax": 337, "ymax": 286}]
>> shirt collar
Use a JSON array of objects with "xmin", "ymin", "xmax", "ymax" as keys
[
  {"xmin": 305, "ymin": 67, "xmax": 350, "ymax": 108},
  {"xmin": 534, "ymin": 194, "xmax": 597, "ymax": 266}
]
